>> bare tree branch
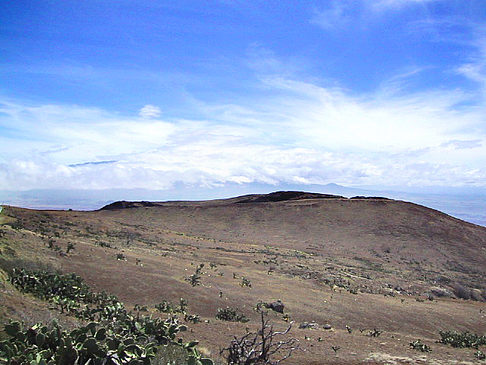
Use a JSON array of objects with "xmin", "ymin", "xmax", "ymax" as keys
[{"xmin": 220, "ymin": 311, "xmax": 300, "ymax": 364}]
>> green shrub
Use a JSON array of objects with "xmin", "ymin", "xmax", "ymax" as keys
[
  {"xmin": 155, "ymin": 298, "xmax": 187, "ymax": 314},
  {"xmin": 185, "ymin": 264, "xmax": 204, "ymax": 287},
  {"xmin": 66, "ymin": 242, "xmax": 76, "ymax": 253},
  {"xmin": 216, "ymin": 307, "xmax": 249, "ymax": 323},
  {"xmin": 185, "ymin": 273, "xmax": 201, "ymax": 286},
  {"xmin": 438, "ymin": 330, "xmax": 486, "ymax": 349},
  {"xmin": 410, "ymin": 339, "xmax": 431, "ymax": 352},
  {"xmin": 240, "ymin": 277, "xmax": 251, "ymax": 288},
  {"xmin": 475, "ymin": 350, "xmax": 485, "ymax": 360},
  {"xmin": 0, "ymin": 320, "xmax": 158, "ymax": 364},
  {"xmin": 96, "ymin": 241, "xmax": 112, "ymax": 248},
  {"xmin": 184, "ymin": 314, "xmax": 201, "ymax": 324},
  {"xmin": 156, "ymin": 300, "xmax": 175, "ymax": 313},
  {"xmin": 367, "ymin": 328, "xmax": 382, "ymax": 337},
  {"xmin": 6, "ymin": 268, "xmax": 213, "ymax": 364}
]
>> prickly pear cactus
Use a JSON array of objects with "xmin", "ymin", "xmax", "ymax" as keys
[{"xmin": 3, "ymin": 268, "xmax": 215, "ymax": 364}]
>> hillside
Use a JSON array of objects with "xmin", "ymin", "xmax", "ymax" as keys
[{"xmin": 1, "ymin": 192, "xmax": 485, "ymax": 364}]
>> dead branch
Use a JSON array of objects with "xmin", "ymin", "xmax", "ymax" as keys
[{"xmin": 220, "ymin": 310, "xmax": 299, "ymax": 365}]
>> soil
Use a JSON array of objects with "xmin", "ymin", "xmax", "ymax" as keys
[{"xmin": 1, "ymin": 192, "xmax": 485, "ymax": 364}]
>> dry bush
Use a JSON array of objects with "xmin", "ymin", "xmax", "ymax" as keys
[{"xmin": 220, "ymin": 311, "xmax": 298, "ymax": 364}]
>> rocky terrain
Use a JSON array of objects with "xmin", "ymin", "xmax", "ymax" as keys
[{"xmin": 1, "ymin": 192, "xmax": 485, "ymax": 364}]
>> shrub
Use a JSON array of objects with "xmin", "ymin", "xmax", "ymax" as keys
[
  {"xmin": 152, "ymin": 343, "xmax": 211, "ymax": 364},
  {"xmin": 184, "ymin": 314, "xmax": 201, "ymax": 324},
  {"xmin": 240, "ymin": 277, "xmax": 252, "ymax": 288},
  {"xmin": 156, "ymin": 300, "xmax": 175, "ymax": 313},
  {"xmin": 438, "ymin": 330, "xmax": 486, "ymax": 349},
  {"xmin": 216, "ymin": 307, "xmax": 249, "ymax": 323},
  {"xmin": 66, "ymin": 242, "xmax": 76, "ymax": 253},
  {"xmin": 5, "ymin": 268, "xmax": 213, "ymax": 364},
  {"xmin": 179, "ymin": 298, "xmax": 188, "ymax": 313},
  {"xmin": 96, "ymin": 241, "xmax": 112, "ymax": 248},
  {"xmin": 133, "ymin": 304, "xmax": 148, "ymax": 312},
  {"xmin": 475, "ymin": 350, "xmax": 486, "ymax": 360},
  {"xmin": 220, "ymin": 311, "xmax": 298, "ymax": 364},
  {"xmin": 186, "ymin": 272, "xmax": 201, "ymax": 286},
  {"xmin": 155, "ymin": 298, "xmax": 187, "ymax": 314},
  {"xmin": 410, "ymin": 339, "xmax": 431, "ymax": 352},
  {"xmin": 185, "ymin": 264, "xmax": 204, "ymax": 286},
  {"xmin": 367, "ymin": 329, "xmax": 382, "ymax": 337}
]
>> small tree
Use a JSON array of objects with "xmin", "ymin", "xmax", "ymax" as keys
[{"xmin": 221, "ymin": 311, "xmax": 298, "ymax": 364}]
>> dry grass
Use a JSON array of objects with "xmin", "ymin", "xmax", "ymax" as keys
[{"xmin": 0, "ymin": 195, "xmax": 485, "ymax": 364}]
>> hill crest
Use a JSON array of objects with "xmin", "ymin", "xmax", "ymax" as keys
[{"xmin": 99, "ymin": 190, "xmax": 390, "ymax": 210}]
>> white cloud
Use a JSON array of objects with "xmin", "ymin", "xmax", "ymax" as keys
[
  {"xmin": 1, "ymin": 65, "xmax": 486, "ymax": 191},
  {"xmin": 310, "ymin": 0, "xmax": 440, "ymax": 31},
  {"xmin": 310, "ymin": 2, "xmax": 350, "ymax": 30},
  {"xmin": 441, "ymin": 139, "xmax": 482, "ymax": 150},
  {"xmin": 139, "ymin": 104, "xmax": 162, "ymax": 119},
  {"xmin": 371, "ymin": 0, "xmax": 439, "ymax": 11},
  {"xmin": 456, "ymin": 33, "xmax": 486, "ymax": 101}
]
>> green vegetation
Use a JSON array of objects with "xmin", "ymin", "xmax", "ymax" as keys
[
  {"xmin": 96, "ymin": 241, "xmax": 113, "ymax": 248},
  {"xmin": 3, "ymin": 268, "xmax": 213, "ymax": 364},
  {"xmin": 1, "ymin": 320, "xmax": 159, "ymax": 364},
  {"xmin": 185, "ymin": 264, "xmax": 205, "ymax": 287},
  {"xmin": 66, "ymin": 243, "xmax": 76, "ymax": 254},
  {"xmin": 184, "ymin": 314, "xmax": 201, "ymax": 324},
  {"xmin": 215, "ymin": 307, "xmax": 249, "ymax": 323},
  {"xmin": 475, "ymin": 350, "xmax": 485, "ymax": 360},
  {"xmin": 366, "ymin": 328, "xmax": 382, "ymax": 337},
  {"xmin": 410, "ymin": 339, "xmax": 431, "ymax": 352},
  {"xmin": 438, "ymin": 330, "xmax": 486, "ymax": 349},
  {"xmin": 155, "ymin": 301, "xmax": 175, "ymax": 314},
  {"xmin": 239, "ymin": 277, "xmax": 251, "ymax": 288},
  {"xmin": 155, "ymin": 298, "xmax": 188, "ymax": 315}
]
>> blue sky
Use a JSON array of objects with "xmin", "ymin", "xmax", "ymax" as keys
[{"xmin": 1, "ymin": 0, "xmax": 486, "ymax": 192}]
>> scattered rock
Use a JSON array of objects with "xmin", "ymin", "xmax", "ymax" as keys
[
  {"xmin": 429, "ymin": 287, "xmax": 453, "ymax": 298},
  {"xmin": 266, "ymin": 300, "xmax": 285, "ymax": 313},
  {"xmin": 323, "ymin": 324, "xmax": 332, "ymax": 330},
  {"xmin": 299, "ymin": 322, "xmax": 319, "ymax": 329},
  {"xmin": 471, "ymin": 289, "xmax": 484, "ymax": 302}
]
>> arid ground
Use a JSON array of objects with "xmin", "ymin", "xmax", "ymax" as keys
[{"xmin": 1, "ymin": 192, "xmax": 485, "ymax": 364}]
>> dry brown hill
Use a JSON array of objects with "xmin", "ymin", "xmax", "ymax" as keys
[
  {"xmin": 99, "ymin": 191, "xmax": 486, "ymax": 298},
  {"xmin": 1, "ymin": 191, "xmax": 485, "ymax": 364}
]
